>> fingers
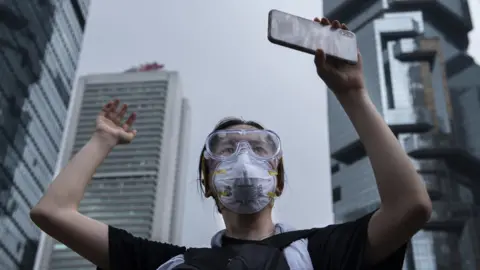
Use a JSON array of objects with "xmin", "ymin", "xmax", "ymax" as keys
[
  {"xmin": 331, "ymin": 20, "xmax": 341, "ymax": 29},
  {"xmin": 98, "ymin": 99, "xmax": 138, "ymax": 143},
  {"xmin": 117, "ymin": 104, "xmax": 128, "ymax": 122},
  {"xmin": 317, "ymin": 17, "xmax": 330, "ymax": 26},
  {"xmin": 123, "ymin": 112, "xmax": 136, "ymax": 131},
  {"xmin": 313, "ymin": 17, "xmax": 349, "ymax": 30},
  {"xmin": 122, "ymin": 113, "xmax": 137, "ymax": 140},
  {"xmin": 312, "ymin": 17, "xmax": 351, "ymax": 69},
  {"xmin": 313, "ymin": 17, "xmax": 331, "ymax": 26},
  {"xmin": 100, "ymin": 99, "xmax": 119, "ymax": 120},
  {"xmin": 111, "ymin": 99, "xmax": 120, "ymax": 112},
  {"xmin": 100, "ymin": 99, "xmax": 137, "ymax": 127},
  {"xmin": 100, "ymin": 100, "xmax": 114, "ymax": 116}
]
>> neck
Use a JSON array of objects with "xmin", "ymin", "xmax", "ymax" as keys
[{"xmin": 222, "ymin": 208, "xmax": 275, "ymax": 241}]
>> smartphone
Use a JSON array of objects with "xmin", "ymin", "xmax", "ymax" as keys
[{"xmin": 267, "ymin": 9, "xmax": 358, "ymax": 64}]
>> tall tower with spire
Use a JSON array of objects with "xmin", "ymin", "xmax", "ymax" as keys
[{"xmin": 326, "ymin": 1, "xmax": 480, "ymax": 269}]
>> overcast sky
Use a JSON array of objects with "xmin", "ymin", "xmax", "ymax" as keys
[{"xmin": 75, "ymin": 0, "xmax": 480, "ymax": 247}]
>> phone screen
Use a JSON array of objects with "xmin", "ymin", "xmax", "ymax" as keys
[{"xmin": 268, "ymin": 10, "xmax": 358, "ymax": 64}]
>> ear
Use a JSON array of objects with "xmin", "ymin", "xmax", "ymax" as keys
[{"xmin": 275, "ymin": 158, "xmax": 285, "ymax": 196}]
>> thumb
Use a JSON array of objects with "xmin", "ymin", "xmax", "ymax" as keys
[
  {"xmin": 314, "ymin": 49, "xmax": 327, "ymax": 71},
  {"xmin": 356, "ymin": 49, "xmax": 363, "ymax": 67},
  {"xmin": 122, "ymin": 129, "xmax": 137, "ymax": 142}
]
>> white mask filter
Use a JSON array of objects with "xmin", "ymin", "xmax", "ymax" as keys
[{"xmin": 212, "ymin": 153, "xmax": 277, "ymax": 214}]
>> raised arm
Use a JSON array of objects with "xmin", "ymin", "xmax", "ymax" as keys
[
  {"xmin": 30, "ymin": 100, "xmax": 136, "ymax": 269},
  {"xmin": 314, "ymin": 18, "xmax": 431, "ymax": 265}
]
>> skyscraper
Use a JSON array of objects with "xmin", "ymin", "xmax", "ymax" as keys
[
  {"xmin": 325, "ymin": 1, "xmax": 480, "ymax": 269},
  {"xmin": 34, "ymin": 64, "xmax": 190, "ymax": 270},
  {"xmin": 170, "ymin": 98, "xmax": 191, "ymax": 246},
  {"xmin": 0, "ymin": 1, "xmax": 89, "ymax": 269}
]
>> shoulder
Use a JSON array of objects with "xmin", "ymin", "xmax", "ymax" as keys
[
  {"xmin": 109, "ymin": 226, "xmax": 186, "ymax": 252},
  {"xmin": 307, "ymin": 212, "xmax": 407, "ymax": 269},
  {"xmin": 107, "ymin": 226, "xmax": 187, "ymax": 270},
  {"xmin": 306, "ymin": 213, "xmax": 373, "ymax": 259},
  {"xmin": 275, "ymin": 216, "xmax": 372, "ymax": 251}
]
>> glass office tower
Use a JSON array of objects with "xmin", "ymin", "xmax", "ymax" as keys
[
  {"xmin": 325, "ymin": 1, "xmax": 480, "ymax": 269},
  {"xmin": 0, "ymin": 1, "xmax": 89, "ymax": 269}
]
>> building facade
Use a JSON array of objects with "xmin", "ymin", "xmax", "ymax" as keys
[
  {"xmin": 170, "ymin": 98, "xmax": 191, "ymax": 246},
  {"xmin": 34, "ymin": 65, "xmax": 190, "ymax": 269},
  {"xmin": 325, "ymin": 1, "xmax": 480, "ymax": 269},
  {"xmin": 0, "ymin": 1, "xmax": 89, "ymax": 269}
]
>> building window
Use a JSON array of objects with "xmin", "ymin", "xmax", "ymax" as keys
[
  {"xmin": 331, "ymin": 163, "xmax": 340, "ymax": 174},
  {"xmin": 332, "ymin": 186, "xmax": 341, "ymax": 203}
]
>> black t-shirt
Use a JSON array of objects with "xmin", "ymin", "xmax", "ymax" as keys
[{"xmin": 100, "ymin": 213, "xmax": 406, "ymax": 270}]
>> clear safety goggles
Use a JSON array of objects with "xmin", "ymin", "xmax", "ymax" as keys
[{"xmin": 204, "ymin": 129, "xmax": 282, "ymax": 161}]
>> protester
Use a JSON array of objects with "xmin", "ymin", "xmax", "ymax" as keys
[{"xmin": 30, "ymin": 18, "xmax": 431, "ymax": 270}]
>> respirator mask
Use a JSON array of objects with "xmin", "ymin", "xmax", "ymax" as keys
[{"xmin": 203, "ymin": 129, "xmax": 283, "ymax": 214}]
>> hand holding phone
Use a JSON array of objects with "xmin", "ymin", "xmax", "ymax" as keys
[{"xmin": 267, "ymin": 10, "xmax": 358, "ymax": 64}]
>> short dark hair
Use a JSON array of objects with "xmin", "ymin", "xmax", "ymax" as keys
[{"xmin": 197, "ymin": 117, "xmax": 285, "ymax": 198}]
